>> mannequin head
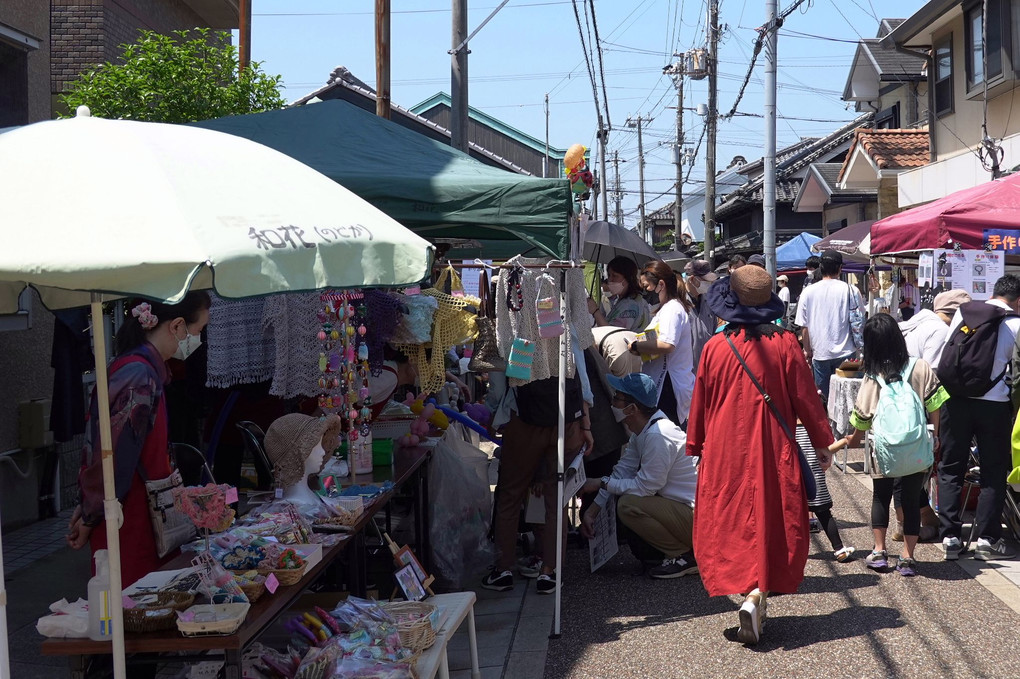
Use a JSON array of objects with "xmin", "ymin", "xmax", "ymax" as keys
[{"xmin": 264, "ymin": 413, "xmax": 342, "ymax": 496}]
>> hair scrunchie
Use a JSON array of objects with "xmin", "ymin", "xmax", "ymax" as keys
[{"xmin": 131, "ymin": 302, "xmax": 159, "ymax": 330}]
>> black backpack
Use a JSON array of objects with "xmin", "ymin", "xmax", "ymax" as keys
[{"xmin": 937, "ymin": 301, "xmax": 1017, "ymax": 397}]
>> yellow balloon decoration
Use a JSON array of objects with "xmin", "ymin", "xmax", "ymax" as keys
[{"xmin": 564, "ymin": 143, "xmax": 586, "ymax": 172}]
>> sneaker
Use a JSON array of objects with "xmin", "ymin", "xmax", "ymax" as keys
[
  {"xmin": 865, "ymin": 549, "xmax": 888, "ymax": 570},
  {"xmin": 649, "ymin": 552, "xmax": 699, "ymax": 579},
  {"xmin": 737, "ymin": 590, "xmax": 766, "ymax": 645},
  {"xmin": 481, "ymin": 569, "xmax": 513, "ymax": 592},
  {"xmin": 896, "ymin": 557, "xmax": 918, "ymax": 577},
  {"xmin": 943, "ymin": 536, "xmax": 963, "ymax": 561},
  {"xmin": 516, "ymin": 555, "xmax": 543, "ymax": 579},
  {"xmin": 834, "ymin": 546, "xmax": 856, "ymax": 562},
  {"xmin": 809, "ymin": 517, "xmax": 821, "ymax": 533},
  {"xmin": 535, "ymin": 571, "xmax": 558, "ymax": 595},
  {"xmin": 974, "ymin": 538, "xmax": 1017, "ymax": 561}
]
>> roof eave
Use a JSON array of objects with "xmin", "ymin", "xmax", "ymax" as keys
[{"xmin": 882, "ymin": 0, "xmax": 961, "ymax": 48}]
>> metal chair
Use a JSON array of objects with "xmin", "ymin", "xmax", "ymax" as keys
[
  {"xmin": 171, "ymin": 442, "xmax": 216, "ymax": 486},
  {"xmin": 236, "ymin": 420, "xmax": 274, "ymax": 490},
  {"xmin": 960, "ymin": 447, "xmax": 1020, "ymax": 549}
]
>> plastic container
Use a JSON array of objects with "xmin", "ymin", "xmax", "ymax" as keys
[
  {"xmin": 352, "ymin": 431, "xmax": 374, "ymax": 475},
  {"xmin": 373, "ymin": 438, "xmax": 394, "ymax": 467},
  {"xmin": 88, "ymin": 549, "xmax": 112, "ymax": 641}
]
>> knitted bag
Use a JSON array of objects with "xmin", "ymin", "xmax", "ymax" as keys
[{"xmin": 469, "ymin": 270, "xmax": 505, "ymax": 372}]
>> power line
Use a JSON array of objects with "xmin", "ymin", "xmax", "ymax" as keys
[
  {"xmin": 254, "ymin": 1, "xmax": 578, "ymax": 16},
  {"xmin": 587, "ymin": 0, "xmax": 613, "ymax": 130},
  {"xmin": 827, "ymin": 0, "xmax": 863, "ymax": 39}
]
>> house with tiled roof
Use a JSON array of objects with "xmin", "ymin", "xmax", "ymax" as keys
[
  {"xmin": 842, "ymin": 19, "xmax": 928, "ymax": 130},
  {"xmin": 792, "ymin": 162, "xmax": 878, "ymax": 234},
  {"xmin": 713, "ymin": 112, "xmax": 874, "ymax": 255}
]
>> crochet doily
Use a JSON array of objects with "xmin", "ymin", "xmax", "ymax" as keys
[
  {"xmin": 495, "ymin": 256, "xmax": 594, "ymax": 387},
  {"xmin": 205, "ymin": 294, "xmax": 275, "ymax": 388}
]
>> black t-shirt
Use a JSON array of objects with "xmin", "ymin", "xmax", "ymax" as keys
[{"xmin": 514, "ymin": 374, "xmax": 583, "ymax": 428}]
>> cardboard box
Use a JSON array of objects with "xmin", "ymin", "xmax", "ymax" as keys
[{"xmin": 18, "ymin": 398, "xmax": 53, "ymax": 449}]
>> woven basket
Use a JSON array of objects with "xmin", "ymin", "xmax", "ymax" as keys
[
  {"xmin": 258, "ymin": 565, "xmax": 306, "ymax": 586},
  {"xmin": 124, "ymin": 591, "xmax": 195, "ymax": 633},
  {"xmin": 235, "ymin": 578, "xmax": 266, "ymax": 603},
  {"xmin": 383, "ymin": 601, "xmax": 438, "ymax": 653}
]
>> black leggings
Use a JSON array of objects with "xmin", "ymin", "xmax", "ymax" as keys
[
  {"xmin": 873, "ymin": 471, "xmax": 927, "ymax": 535},
  {"xmin": 813, "ymin": 505, "xmax": 844, "ymax": 551}
]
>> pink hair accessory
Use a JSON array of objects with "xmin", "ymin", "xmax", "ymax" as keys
[{"xmin": 131, "ymin": 302, "xmax": 158, "ymax": 330}]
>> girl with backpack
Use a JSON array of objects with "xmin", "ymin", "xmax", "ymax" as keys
[{"xmin": 836, "ymin": 314, "xmax": 949, "ymax": 577}]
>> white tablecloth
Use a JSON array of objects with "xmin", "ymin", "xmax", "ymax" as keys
[{"xmin": 827, "ymin": 375, "xmax": 862, "ymax": 438}]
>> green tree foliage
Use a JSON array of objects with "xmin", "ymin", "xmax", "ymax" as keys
[{"xmin": 60, "ymin": 29, "xmax": 285, "ymax": 123}]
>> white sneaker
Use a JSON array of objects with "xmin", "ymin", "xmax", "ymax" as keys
[
  {"xmin": 516, "ymin": 555, "xmax": 543, "ymax": 578},
  {"xmin": 975, "ymin": 538, "xmax": 1017, "ymax": 561},
  {"xmin": 943, "ymin": 536, "xmax": 962, "ymax": 561},
  {"xmin": 737, "ymin": 590, "xmax": 765, "ymax": 645}
]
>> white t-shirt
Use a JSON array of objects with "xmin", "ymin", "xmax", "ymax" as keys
[
  {"xmin": 794, "ymin": 278, "xmax": 862, "ymax": 361},
  {"xmin": 778, "ymin": 287, "xmax": 791, "ymax": 304},
  {"xmin": 642, "ymin": 299, "xmax": 695, "ymax": 422}
]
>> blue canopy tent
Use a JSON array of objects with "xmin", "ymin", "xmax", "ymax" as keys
[{"xmin": 776, "ymin": 232, "xmax": 821, "ymax": 271}]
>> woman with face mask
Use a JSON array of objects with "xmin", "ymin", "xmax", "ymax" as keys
[
  {"xmin": 587, "ymin": 256, "xmax": 651, "ymax": 332},
  {"xmin": 68, "ymin": 291, "xmax": 211, "ymax": 586},
  {"xmin": 627, "ymin": 260, "xmax": 695, "ymax": 427}
]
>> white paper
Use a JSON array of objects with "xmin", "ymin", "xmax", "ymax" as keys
[
  {"xmin": 589, "ymin": 498, "xmax": 619, "ymax": 573},
  {"xmin": 123, "ymin": 567, "xmax": 195, "ymax": 594},
  {"xmin": 525, "ymin": 490, "xmax": 545, "ymax": 524},
  {"xmin": 562, "ymin": 452, "xmax": 587, "ymax": 507}
]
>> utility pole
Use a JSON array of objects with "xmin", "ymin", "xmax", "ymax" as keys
[
  {"xmin": 598, "ymin": 122, "xmax": 609, "ymax": 221},
  {"xmin": 544, "ymin": 93, "xmax": 550, "ymax": 178},
  {"xmin": 613, "ymin": 150, "xmax": 624, "ymax": 225},
  {"xmin": 704, "ymin": 0, "xmax": 720, "ymax": 262},
  {"xmin": 450, "ymin": 0, "xmax": 469, "ymax": 151},
  {"xmin": 671, "ymin": 71, "xmax": 685, "ymax": 251},
  {"xmin": 626, "ymin": 115, "xmax": 651, "ymax": 241},
  {"xmin": 763, "ymin": 0, "xmax": 778, "ymax": 278},
  {"xmin": 375, "ymin": 0, "xmax": 391, "ymax": 119},
  {"xmin": 238, "ymin": 0, "xmax": 251, "ymax": 73}
]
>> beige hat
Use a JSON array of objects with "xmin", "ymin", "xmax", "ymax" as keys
[
  {"xmin": 264, "ymin": 413, "xmax": 342, "ymax": 487},
  {"xmin": 729, "ymin": 265, "xmax": 774, "ymax": 306},
  {"xmin": 933, "ymin": 289, "xmax": 971, "ymax": 316},
  {"xmin": 776, "ymin": 274, "xmax": 789, "ymax": 282}
]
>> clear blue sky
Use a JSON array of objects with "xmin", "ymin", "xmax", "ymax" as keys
[{"xmin": 244, "ymin": 0, "xmax": 928, "ymax": 230}]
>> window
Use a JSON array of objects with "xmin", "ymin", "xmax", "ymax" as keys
[
  {"xmin": 875, "ymin": 103, "xmax": 901, "ymax": 129},
  {"xmin": 934, "ymin": 36, "xmax": 953, "ymax": 116},
  {"xmin": 966, "ymin": 0, "xmax": 1006, "ymax": 89},
  {"xmin": 0, "ymin": 40, "xmax": 29, "ymax": 127}
]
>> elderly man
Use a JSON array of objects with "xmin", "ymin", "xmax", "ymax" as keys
[
  {"xmin": 580, "ymin": 373, "xmax": 699, "ymax": 579},
  {"xmin": 683, "ymin": 259, "xmax": 720, "ymax": 371},
  {"xmin": 900, "ymin": 289, "xmax": 971, "ymax": 368}
]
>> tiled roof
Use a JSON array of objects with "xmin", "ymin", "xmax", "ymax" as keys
[
  {"xmin": 738, "ymin": 137, "xmax": 819, "ymax": 176},
  {"xmin": 812, "ymin": 163, "xmax": 844, "ymax": 190},
  {"xmin": 837, "ymin": 128, "xmax": 929, "ymax": 182},
  {"xmin": 861, "ymin": 39, "xmax": 926, "ymax": 79},
  {"xmin": 715, "ymin": 112, "xmax": 874, "ymax": 219},
  {"xmin": 877, "ymin": 19, "xmax": 905, "ymax": 39}
]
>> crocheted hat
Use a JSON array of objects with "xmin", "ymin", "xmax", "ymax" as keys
[{"xmin": 264, "ymin": 413, "xmax": 342, "ymax": 487}]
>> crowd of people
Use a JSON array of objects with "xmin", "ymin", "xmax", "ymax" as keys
[{"xmin": 485, "ymin": 249, "xmax": 1020, "ymax": 647}]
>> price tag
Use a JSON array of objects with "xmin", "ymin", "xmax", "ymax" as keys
[
  {"xmin": 225, "ymin": 486, "xmax": 239, "ymax": 504},
  {"xmin": 404, "ymin": 285, "xmax": 421, "ymax": 296},
  {"xmin": 274, "ymin": 487, "xmax": 283, "ymax": 499},
  {"xmin": 122, "ymin": 595, "xmax": 136, "ymax": 609},
  {"xmin": 265, "ymin": 573, "xmax": 280, "ymax": 594}
]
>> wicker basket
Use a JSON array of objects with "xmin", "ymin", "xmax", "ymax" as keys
[
  {"xmin": 258, "ymin": 564, "xmax": 306, "ymax": 587},
  {"xmin": 124, "ymin": 591, "xmax": 195, "ymax": 633},
  {"xmin": 234, "ymin": 577, "xmax": 266, "ymax": 603},
  {"xmin": 382, "ymin": 601, "xmax": 438, "ymax": 653}
]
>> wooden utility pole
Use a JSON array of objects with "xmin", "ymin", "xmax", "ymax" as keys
[
  {"xmin": 674, "ymin": 76, "xmax": 684, "ymax": 250},
  {"xmin": 703, "ymin": 0, "xmax": 720, "ymax": 261},
  {"xmin": 627, "ymin": 115, "xmax": 651, "ymax": 240},
  {"xmin": 238, "ymin": 0, "xmax": 251, "ymax": 73},
  {"xmin": 613, "ymin": 150, "xmax": 623, "ymax": 226},
  {"xmin": 451, "ymin": 0, "xmax": 469, "ymax": 151},
  {"xmin": 375, "ymin": 0, "xmax": 391, "ymax": 119}
]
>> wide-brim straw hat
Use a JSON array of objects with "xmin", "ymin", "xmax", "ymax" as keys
[
  {"xmin": 264, "ymin": 413, "xmax": 342, "ymax": 488},
  {"xmin": 706, "ymin": 265, "xmax": 786, "ymax": 324}
]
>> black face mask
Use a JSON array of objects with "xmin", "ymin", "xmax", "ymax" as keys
[{"xmin": 642, "ymin": 290, "xmax": 660, "ymax": 305}]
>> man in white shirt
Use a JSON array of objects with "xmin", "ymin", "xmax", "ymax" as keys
[
  {"xmin": 937, "ymin": 275, "xmax": 1020, "ymax": 562},
  {"xmin": 579, "ymin": 373, "xmax": 698, "ymax": 580},
  {"xmin": 777, "ymin": 274, "xmax": 791, "ymax": 327},
  {"xmin": 900, "ymin": 289, "xmax": 970, "ymax": 367},
  {"xmin": 794, "ymin": 250, "xmax": 863, "ymax": 401}
]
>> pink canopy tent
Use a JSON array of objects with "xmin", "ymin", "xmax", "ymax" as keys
[{"xmin": 870, "ymin": 173, "xmax": 1020, "ymax": 255}]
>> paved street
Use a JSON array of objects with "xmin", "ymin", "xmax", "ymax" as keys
[{"xmin": 545, "ymin": 453, "xmax": 1020, "ymax": 679}]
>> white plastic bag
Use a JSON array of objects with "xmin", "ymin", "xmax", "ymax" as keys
[
  {"xmin": 35, "ymin": 598, "xmax": 89, "ymax": 638},
  {"xmin": 429, "ymin": 424, "xmax": 496, "ymax": 587}
]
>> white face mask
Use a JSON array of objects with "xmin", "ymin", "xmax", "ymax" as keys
[
  {"xmin": 611, "ymin": 406, "xmax": 627, "ymax": 423},
  {"xmin": 172, "ymin": 327, "xmax": 202, "ymax": 360},
  {"xmin": 695, "ymin": 278, "xmax": 712, "ymax": 296},
  {"xmin": 606, "ymin": 281, "xmax": 627, "ymax": 298}
]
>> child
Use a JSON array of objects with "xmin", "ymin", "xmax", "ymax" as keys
[
  {"xmin": 797, "ymin": 426, "xmax": 854, "ymax": 561},
  {"xmin": 837, "ymin": 314, "xmax": 948, "ymax": 577}
]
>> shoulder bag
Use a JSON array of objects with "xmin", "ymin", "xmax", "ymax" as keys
[
  {"xmin": 847, "ymin": 283, "xmax": 864, "ymax": 350},
  {"xmin": 726, "ymin": 335, "xmax": 817, "ymax": 501},
  {"xmin": 140, "ymin": 463, "xmax": 196, "ymax": 558},
  {"xmin": 469, "ymin": 269, "xmax": 505, "ymax": 372}
]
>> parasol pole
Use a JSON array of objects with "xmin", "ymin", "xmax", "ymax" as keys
[
  {"xmin": 91, "ymin": 294, "xmax": 127, "ymax": 678},
  {"xmin": 0, "ymin": 502, "xmax": 10, "ymax": 679},
  {"xmin": 553, "ymin": 268, "xmax": 567, "ymax": 638}
]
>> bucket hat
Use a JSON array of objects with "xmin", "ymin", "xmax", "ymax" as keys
[{"xmin": 264, "ymin": 413, "xmax": 342, "ymax": 487}]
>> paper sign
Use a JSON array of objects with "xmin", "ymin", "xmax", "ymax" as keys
[
  {"xmin": 563, "ymin": 452, "xmax": 587, "ymax": 506},
  {"xmin": 589, "ymin": 498, "xmax": 619, "ymax": 573},
  {"xmin": 122, "ymin": 596, "xmax": 137, "ymax": 609},
  {"xmin": 404, "ymin": 285, "xmax": 421, "ymax": 296},
  {"xmin": 265, "ymin": 573, "xmax": 280, "ymax": 594},
  {"xmin": 177, "ymin": 610, "xmax": 195, "ymax": 622},
  {"xmin": 225, "ymin": 486, "xmax": 238, "ymax": 504}
]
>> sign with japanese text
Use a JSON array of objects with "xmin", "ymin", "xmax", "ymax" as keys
[
  {"xmin": 983, "ymin": 229, "xmax": 1020, "ymax": 254},
  {"xmin": 916, "ymin": 249, "xmax": 1003, "ymax": 304}
]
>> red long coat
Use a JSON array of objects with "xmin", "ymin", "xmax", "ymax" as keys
[{"xmin": 687, "ymin": 327, "xmax": 833, "ymax": 596}]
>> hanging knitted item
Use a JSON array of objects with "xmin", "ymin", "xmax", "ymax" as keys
[
  {"xmin": 364, "ymin": 290, "xmax": 402, "ymax": 375},
  {"xmin": 506, "ymin": 338, "xmax": 535, "ymax": 380},
  {"xmin": 535, "ymin": 273, "xmax": 563, "ymax": 339}
]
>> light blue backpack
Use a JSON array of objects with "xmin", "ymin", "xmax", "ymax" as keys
[{"xmin": 871, "ymin": 358, "xmax": 933, "ymax": 477}]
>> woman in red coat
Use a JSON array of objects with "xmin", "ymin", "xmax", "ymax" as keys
[{"xmin": 687, "ymin": 265, "xmax": 834, "ymax": 645}]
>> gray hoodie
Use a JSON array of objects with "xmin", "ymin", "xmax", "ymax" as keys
[{"xmin": 899, "ymin": 309, "xmax": 949, "ymax": 368}]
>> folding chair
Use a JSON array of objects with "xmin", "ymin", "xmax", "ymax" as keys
[
  {"xmin": 171, "ymin": 442, "xmax": 216, "ymax": 486},
  {"xmin": 236, "ymin": 420, "xmax": 274, "ymax": 490}
]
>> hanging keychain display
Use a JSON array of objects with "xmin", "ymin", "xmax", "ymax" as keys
[{"xmin": 535, "ymin": 272, "xmax": 564, "ymax": 339}]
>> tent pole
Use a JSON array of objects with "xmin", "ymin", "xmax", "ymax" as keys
[
  {"xmin": 91, "ymin": 295, "xmax": 127, "ymax": 678},
  {"xmin": 553, "ymin": 269, "xmax": 567, "ymax": 638},
  {"xmin": 0, "ymin": 502, "xmax": 10, "ymax": 679}
]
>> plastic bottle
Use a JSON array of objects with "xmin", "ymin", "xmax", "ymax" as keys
[
  {"xmin": 354, "ymin": 428, "xmax": 374, "ymax": 474},
  {"xmin": 88, "ymin": 549, "xmax": 113, "ymax": 641}
]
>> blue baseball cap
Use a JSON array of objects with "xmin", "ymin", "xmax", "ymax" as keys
[{"xmin": 607, "ymin": 373, "xmax": 659, "ymax": 409}]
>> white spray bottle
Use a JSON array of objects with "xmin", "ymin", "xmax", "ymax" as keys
[{"xmin": 87, "ymin": 549, "xmax": 113, "ymax": 641}]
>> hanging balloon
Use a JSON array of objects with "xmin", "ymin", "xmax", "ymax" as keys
[{"xmin": 564, "ymin": 143, "xmax": 586, "ymax": 172}]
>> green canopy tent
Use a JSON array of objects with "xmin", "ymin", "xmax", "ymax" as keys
[{"xmin": 191, "ymin": 99, "xmax": 575, "ymax": 259}]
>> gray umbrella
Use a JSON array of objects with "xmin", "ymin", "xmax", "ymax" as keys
[{"xmin": 582, "ymin": 220, "xmax": 662, "ymax": 266}]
